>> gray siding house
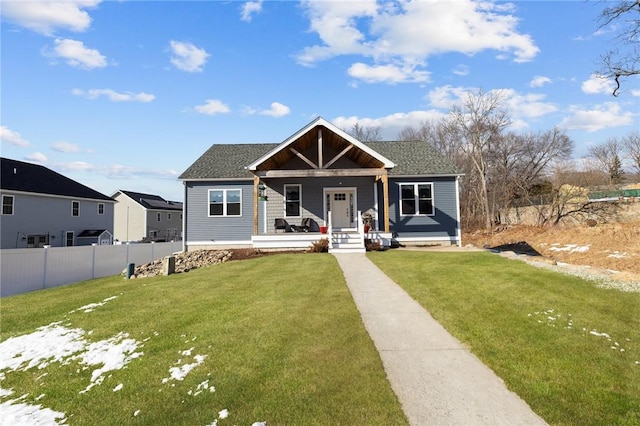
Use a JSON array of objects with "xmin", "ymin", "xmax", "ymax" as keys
[
  {"xmin": 112, "ymin": 190, "xmax": 183, "ymax": 242},
  {"xmin": 1, "ymin": 157, "xmax": 115, "ymax": 249},
  {"xmin": 179, "ymin": 117, "xmax": 462, "ymax": 253}
]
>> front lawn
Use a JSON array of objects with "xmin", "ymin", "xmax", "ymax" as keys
[
  {"xmin": 0, "ymin": 254, "xmax": 407, "ymax": 425},
  {"xmin": 368, "ymin": 250, "xmax": 640, "ymax": 425}
]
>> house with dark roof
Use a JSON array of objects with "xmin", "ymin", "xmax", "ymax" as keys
[
  {"xmin": 111, "ymin": 190, "xmax": 183, "ymax": 242},
  {"xmin": 179, "ymin": 117, "xmax": 462, "ymax": 253},
  {"xmin": 0, "ymin": 157, "xmax": 114, "ymax": 249}
]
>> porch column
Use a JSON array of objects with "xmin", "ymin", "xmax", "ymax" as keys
[
  {"xmin": 253, "ymin": 176, "xmax": 259, "ymax": 235},
  {"xmin": 382, "ymin": 173, "xmax": 390, "ymax": 233}
]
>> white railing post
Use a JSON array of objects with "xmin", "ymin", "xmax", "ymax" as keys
[{"xmin": 327, "ymin": 211, "xmax": 333, "ymax": 250}]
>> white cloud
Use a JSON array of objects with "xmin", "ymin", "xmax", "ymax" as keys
[
  {"xmin": 530, "ymin": 76, "xmax": 551, "ymax": 88},
  {"xmin": 71, "ymin": 88, "xmax": 155, "ymax": 102},
  {"xmin": 46, "ymin": 38, "xmax": 107, "ymax": 69},
  {"xmin": 241, "ymin": 1, "xmax": 263, "ymax": 22},
  {"xmin": 0, "ymin": 0, "xmax": 100, "ymax": 36},
  {"xmin": 332, "ymin": 110, "xmax": 447, "ymax": 138},
  {"xmin": 561, "ymin": 102, "xmax": 634, "ymax": 132},
  {"xmin": 502, "ymin": 90, "xmax": 558, "ymax": 119},
  {"xmin": 51, "ymin": 142, "xmax": 84, "ymax": 153},
  {"xmin": 0, "ymin": 126, "xmax": 30, "ymax": 147},
  {"xmin": 452, "ymin": 65, "xmax": 470, "ymax": 76},
  {"xmin": 348, "ymin": 62, "xmax": 430, "ymax": 84},
  {"xmin": 25, "ymin": 152, "xmax": 48, "ymax": 163},
  {"xmin": 169, "ymin": 40, "xmax": 209, "ymax": 72},
  {"xmin": 581, "ymin": 74, "xmax": 616, "ymax": 95},
  {"xmin": 425, "ymin": 85, "xmax": 474, "ymax": 109},
  {"xmin": 194, "ymin": 99, "xmax": 231, "ymax": 115},
  {"xmin": 259, "ymin": 102, "xmax": 290, "ymax": 117},
  {"xmin": 296, "ymin": 0, "xmax": 538, "ymax": 84},
  {"xmin": 58, "ymin": 161, "xmax": 96, "ymax": 172},
  {"xmin": 425, "ymin": 85, "xmax": 557, "ymax": 126}
]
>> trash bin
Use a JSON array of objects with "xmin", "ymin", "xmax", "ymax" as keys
[{"xmin": 126, "ymin": 263, "xmax": 135, "ymax": 279}]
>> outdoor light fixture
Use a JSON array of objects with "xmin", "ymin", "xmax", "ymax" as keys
[{"xmin": 258, "ymin": 182, "xmax": 268, "ymax": 201}]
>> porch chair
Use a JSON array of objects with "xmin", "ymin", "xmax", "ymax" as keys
[{"xmin": 274, "ymin": 218, "xmax": 292, "ymax": 233}]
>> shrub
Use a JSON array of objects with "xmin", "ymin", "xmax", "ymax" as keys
[{"xmin": 308, "ymin": 238, "xmax": 329, "ymax": 253}]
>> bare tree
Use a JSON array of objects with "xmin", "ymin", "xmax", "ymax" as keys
[
  {"xmin": 536, "ymin": 161, "xmax": 621, "ymax": 225},
  {"xmin": 596, "ymin": 0, "xmax": 640, "ymax": 96},
  {"xmin": 588, "ymin": 138, "xmax": 626, "ymax": 184},
  {"xmin": 491, "ymin": 128, "xmax": 574, "ymax": 221},
  {"xmin": 446, "ymin": 89, "xmax": 510, "ymax": 229},
  {"xmin": 622, "ymin": 130, "xmax": 640, "ymax": 173},
  {"xmin": 349, "ymin": 123, "xmax": 382, "ymax": 142}
]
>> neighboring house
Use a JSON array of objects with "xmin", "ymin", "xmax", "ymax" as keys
[
  {"xmin": 179, "ymin": 117, "xmax": 462, "ymax": 253},
  {"xmin": 112, "ymin": 190, "xmax": 183, "ymax": 242},
  {"xmin": 0, "ymin": 157, "xmax": 114, "ymax": 249}
]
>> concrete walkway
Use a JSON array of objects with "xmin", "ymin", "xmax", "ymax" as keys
[{"xmin": 333, "ymin": 253, "xmax": 547, "ymax": 426}]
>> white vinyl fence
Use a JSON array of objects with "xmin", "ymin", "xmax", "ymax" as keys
[{"xmin": 1, "ymin": 241, "xmax": 182, "ymax": 298}]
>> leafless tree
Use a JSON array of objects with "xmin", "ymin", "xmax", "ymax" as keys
[
  {"xmin": 535, "ymin": 161, "xmax": 621, "ymax": 225},
  {"xmin": 588, "ymin": 138, "xmax": 626, "ymax": 184},
  {"xmin": 349, "ymin": 122, "xmax": 382, "ymax": 142},
  {"xmin": 622, "ymin": 130, "xmax": 640, "ymax": 173},
  {"xmin": 595, "ymin": 0, "xmax": 640, "ymax": 96},
  {"xmin": 446, "ymin": 89, "xmax": 511, "ymax": 229},
  {"xmin": 490, "ymin": 128, "xmax": 574, "ymax": 222}
]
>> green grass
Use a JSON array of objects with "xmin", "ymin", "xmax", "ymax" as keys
[
  {"xmin": 0, "ymin": 254, "xmax": 407, "ymax": 425},
  {"xmin": 368, "ymin": 250, "xmax": 640, "ymax": 426}
]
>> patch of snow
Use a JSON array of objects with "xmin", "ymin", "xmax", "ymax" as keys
[
  {"xmin": 0, "ymin": 398, "xmax": 67, "ymax": 426},
  {"xmin": 134, "ymin": 410, "xmax": 141, "ymax": 416},
  {"xmin": 162, "ymin": 354, "xmax": 207, "ymax": 383},
  {"xmin": 218, "ymin": 409, "xmax": 229, "ymax": 419},
  {"xmin": 70, "ymin": 296, "xmax": 118, "ymax": 314},
  {"xmin": 75, "ymin": 332, "xmax": 143, "ymax": 394},
  {"xmin": 0, "ymin": 322, "xmax": 86, "ymax": 371},
  {"xmin": 549, "ymin": 244, "xmax": 590, "ymax": 253},
  {"xmin": 113, "ymin": 384, "xmax": 123, "ymax": 392},
  {"xmin": 607, "ymin": 251, "xmax": 627, "ymax": 259}
]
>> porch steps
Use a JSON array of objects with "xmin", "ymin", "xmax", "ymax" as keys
[{"xmin": 329, "ymin": 232, "xmax": 365, "ymax": 254}]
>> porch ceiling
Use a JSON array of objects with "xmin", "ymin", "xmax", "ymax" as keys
[{"xmin": 255, "ymin": 125, "xmax": 386, "ymax": 171}]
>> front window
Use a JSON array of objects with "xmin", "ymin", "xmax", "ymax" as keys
[
  {"xmin": 157, "ymin": 212, "xmax": 161, "ymax": 222},
  {"xmin": 2, "ymin": 195, "xmax": 14, "ymax": 215},
  {"xmin": 400, "ymin": 183, "xmax": 434, "ymax": 216},
  {"xmin": 167, "ymin": 213, "xmax": 172, "ymax": 220},
  {"xmin": 98, "ymin": 203, "xmax": 104, "ymax": 215},
  {"xmin": 209, "ymin": 189, "xmax": 242, "ymax": 217},
  {"xmin": 66, "ymin": 231, "xmax": 74, "ymax": 247},
  {"xmin": 284, "ymin": 184, "xmax": 301, "ymax": 217},
  {"xmin": 72, "ymin": 201, "xmax": 79, "ymax": 217}
]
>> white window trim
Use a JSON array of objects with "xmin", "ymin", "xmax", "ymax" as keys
[
  {"xmin": 157, "ymin": 212, "xmax": 161, "ymax": 222},
  {"xmin": 97, "ymin": 203, "xmax": 104, "ymax": 215},
  {"xmin": 399, "ymin": 182, "xmax": 435, "ymax": 216},
  {"xmin": 208, "ymin": 188, "xmax": 243, "ymax": 217},
  {"xmin": 72, "ymin": 200, "xmax": 80, "ymax": 217},
  {"xmin": 284, "ymin": 184, "xmax": 302, "ymax": 218},
  {"xmin": 65, "ymin": 231, "xmax": 74, "ymax": 247},
  {"xmin": 2, "ymin": 195, "xmax": 14, "ymax": 215}
]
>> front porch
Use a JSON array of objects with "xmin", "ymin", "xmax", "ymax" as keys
[{"xmin": 252, "ymin": 228, "xmax": 393, "ymax": 253}]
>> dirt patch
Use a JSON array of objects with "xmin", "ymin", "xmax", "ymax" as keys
[{"xmin": 463, "ymin": 222, "xmax": 640, "ymax": 278}]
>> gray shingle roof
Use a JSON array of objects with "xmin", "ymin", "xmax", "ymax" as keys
[
  {"xmin": 364, "ymin": 140, "xmax": 460, "ymax": 176},
  {"xmin": 1, "ymin": 157, "xmax": 114, "ymax": 201},
  {"xmin": 178, "ymin": 140, "xmax": 460, "ymax": 180},
  {"xmin": 179, "ymin": 143, "xmax": 277, "ymax": 180},
  {"xmin": 117, "ymin": 190, "xmax": 183, "ymax": 210}
]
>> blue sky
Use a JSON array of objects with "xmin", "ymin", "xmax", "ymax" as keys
[{"xmin": 1, "ymin": 0, "xmax": 639, "ymax": 202}]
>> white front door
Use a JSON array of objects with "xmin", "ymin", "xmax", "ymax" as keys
[{"xmin": 327, "ymin": 190, "xmax": 355, "ymax": 230}]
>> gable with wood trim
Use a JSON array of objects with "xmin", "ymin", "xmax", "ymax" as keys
[{"xmin": 179, "ymin": 117, "xmax": 462, "ymax": 252}]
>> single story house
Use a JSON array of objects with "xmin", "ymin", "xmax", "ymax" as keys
[
  {"xmin": 0, "ymin": 157, "xmax": 115, "ymax": 249},
  {"xmin": 179, "ymin": 117, "xmax": 462, "ymax": 253},
  {"xmin": 112, "ymin": 190, "xmax": 183, "ymax": 243}
]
